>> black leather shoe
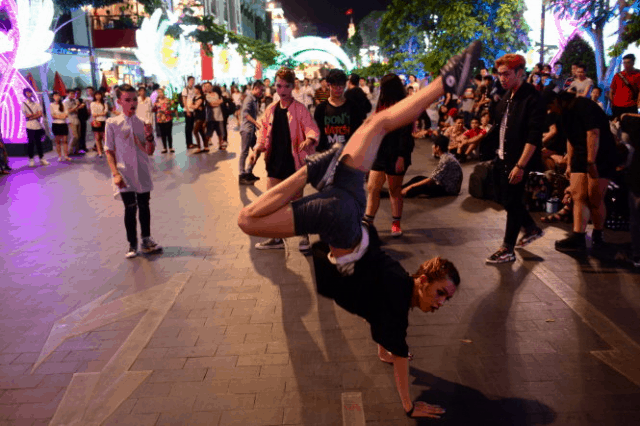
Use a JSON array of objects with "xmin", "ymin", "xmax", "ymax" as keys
[
  {"xmin": 440, "ymin": 40, "xmax": 482, "ymax": 97},
  {"xmin": 305, "ymin": 143, "xmax": 343, "ymax": 191}
]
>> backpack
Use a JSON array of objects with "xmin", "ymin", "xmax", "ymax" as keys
[
  {"xmin": 221, "ymin": 96, "xmax": 236, "ymax": 118},
  {"xmin": 468, "ymin": 160, "xmax": 498, "ymax": 201}
]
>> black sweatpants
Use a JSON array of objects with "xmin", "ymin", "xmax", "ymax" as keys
[{"xmin": 120, "ymin": 191, "xmax": 151, "ymax": 247}]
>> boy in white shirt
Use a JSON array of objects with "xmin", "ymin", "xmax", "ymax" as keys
[
  {"xmin": 136, "ymin": 87, "xmax": 154, "ymax": 125},
  {"xmin": 105, "ymin": 84, "xmax": 162, "ymax": 259}
]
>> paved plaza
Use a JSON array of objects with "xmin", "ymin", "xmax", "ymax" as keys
[{"xmin": 1, "ymin": 125, "xmax": 640, "ymax": 426}]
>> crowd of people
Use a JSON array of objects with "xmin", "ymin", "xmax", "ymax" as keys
[{"xmin": 5, "ymin": 39, "xmax": 640, "ymax": 419}]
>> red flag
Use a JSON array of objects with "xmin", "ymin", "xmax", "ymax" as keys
[
  {"xmin": 346, "ymin": 8, "xmax": 353, "ymax": 16},
  {"xmin": 25, "ymin": 72, "xmax": 39, "ymax": 92},
  {"xmin": 53, "ymin": 72, "xmax": 67, "ymax": 96},
  {"xmin": 100, "ymin": 73, "xmax": 109, "ymax": 91}
]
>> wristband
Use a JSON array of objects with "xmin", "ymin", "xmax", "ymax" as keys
[
  {"xmin": 405, "ymin": 404, "xmax": 415, "ymax": 418},
  {"xmin": 516, "ymin": 163, "xmax": 525, "ymax": 170}
]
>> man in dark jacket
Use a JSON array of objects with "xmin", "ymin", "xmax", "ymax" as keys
[
  {"xmin": 345, "ymin": 73, "xmax": 372, "ymax": 116},
  {"xmin": 484, "ymin": 54, "xmax": 546, "ymax": 264}
]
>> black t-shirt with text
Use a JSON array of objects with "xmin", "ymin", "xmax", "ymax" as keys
[
  {"xmin": 266, "ymin": 103, "xmax": 295, "ymax": 179},
  {"xmin": 314, "ymin": 99, "xmax": 365, "ymax": 152},
  {"xmin": 311, "ymin": 228, "xmax": 414, "ymax": 358}
]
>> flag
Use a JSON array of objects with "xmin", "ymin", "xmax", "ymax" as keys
[
  {"xmin": 53, "ymin": 72, "xmax": 67, "ymax": 96},
  {"xmin": 254, "ymin": 61, "xmax": 263, "ymax": 80},
  {"xmin": 24, "ymin": 72, "xmax": 39, "ymax": 92},
  {"xmin": 346, "ymin": 9, "xmax": 353, "ymax": 16},
  {"xmin": 100, "ymin": 73, "xmax": 109, "ymax": 91}
]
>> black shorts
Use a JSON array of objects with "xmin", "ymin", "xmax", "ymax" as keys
[
  {"xmin": 371, "ymin": 155, "xmax": 410, "ymax": 176},
  {"xmin": 91, "ymin": 121, "xmax": 105, "ymax": 132},
  {"xmin": 571, "ymin": 151, "xmax": 616, "ymax": 180},
  {"xmin": 292, "ymin": 163, "xmax": 366, "ymax": 249},
  {"xmin": 52, "ymin": 123, "xmax": 68, "ymax": 136}
]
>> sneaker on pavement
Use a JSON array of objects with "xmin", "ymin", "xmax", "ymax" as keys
[
  {"xmin": 305, "ymin": 143, "xmax": 344, "ymax": 191},
  {"xmin": 299, "ymin": 235, "xmax": 311, "ymax": 251},
  {"xmin": 255, "ymin": 238, "xmax": 285, "ymax": 250},
  {"xmin": 125, "ymin": 246, "xmax": 138, "ymax": 259},
  {"xmin": 486, "ymin": 248, "xmax": 516, "ymax": 264},
  {"xmin": 28, "ymin": 158, "xmax": 35, "ymax": 167},
  {"xmin": 391, "ymin": 221, "xmax": 403, "ymax": 237},
  {"xmin": 247, "ymin": 173, "xmax": 260, "ymax": 182},
  {"xmin": 516, "ymin": 227, "xmax": 544, "ymax": 248},
  {"xmin": 141, "ymin": 237, "xmax": 163, "ymax": 254},
  {"xmin": 39, "ymin": 158, "xmax": 49, "ymax": 166},
  {"xmin": 555, "ymin": 233, "xmax": 586, "ymax": 252},
  {"xmin": 440, "ymin": 40, "xmax": 483, "ymax": 97},
  {"xmin": 239, "ymin": 174, "xmax": 253, "ymax": 185}
]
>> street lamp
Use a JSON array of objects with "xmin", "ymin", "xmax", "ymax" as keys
[{"xmin": 82, "ymin": 5, "xmax": 99, "ymax": 89}]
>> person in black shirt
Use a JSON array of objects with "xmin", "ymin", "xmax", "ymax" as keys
[
  {"xmin": 540, "ymin": 107, "xmax": 567, "ymax": 172},
  {"xmin": 548, "ymin": 91, "xmax": 619, "ymax": 251},
  {"xmin": 345, "ymin": 73, "xmax": 372, "ymax": 116},
  {"xmin": 484, "ymin": 54, "xmax": 546, "ymax": 264},
  {"xmin": 364, "ymin": 73, "xmax": 414, "ymax": 237},
  {"xmin": 314, "ymin": 69, "xmax": 365, "ymax": 152}
]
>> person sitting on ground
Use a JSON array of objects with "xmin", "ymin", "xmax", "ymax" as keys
[
  {"xmin": 456, "ymin": 116, "xmax": 487, "ymax": 162},
  {"xmin": 567, "ymin": 64, "xmax": 593, "ymax": 98},
  {"xmin": 401, "ymin": 135, "xmax": 463, "ymax": 198},
  {"xmin": 590, "ymin": 86, "xmax": 605, "ymax": 110},
  {"xmin": 238, "ymin": 41, "xmax": 481, "ymax": 419},
  {"xmin": 443, "ymin": 115, "xmax": 467, "ymax": 155}
]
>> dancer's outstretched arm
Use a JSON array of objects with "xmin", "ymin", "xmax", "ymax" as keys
[{"xmin": 340, "ymin": 78, "xmax": 444, "ymax": 172}]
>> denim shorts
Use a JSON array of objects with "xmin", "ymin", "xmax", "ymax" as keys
[{"xmin": 292, "ymin": 162, "xmax": 366, "ymax": 249}]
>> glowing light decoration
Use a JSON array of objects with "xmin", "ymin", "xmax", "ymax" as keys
[
  {"xmin": 0, "ymin": 0, "xmax": 45, "ymax": 143},
  {"xmin": 14, "ymin": 0, "xmax": 54, "ymax": 69},
  {"xmin": 279, "ymin": 36, "xmax": 355, "ymax": 71},
  {"xmin": 135, "ymin": 9, "xmax": 200, "ymax": 89}
]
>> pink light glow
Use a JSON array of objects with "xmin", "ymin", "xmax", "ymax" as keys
[{"xmin": 0, "ymin": 0, "xmax": 35, "ymax": 143}]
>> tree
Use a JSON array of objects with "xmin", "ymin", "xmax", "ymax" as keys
[
  {"xmin": 558, "ymin": 35, "xmax": 598, "ymax": 83},
  {"xmin": 379, "ymin": 0, "xmax": 530, "ymax": 78},
  {"xmin": 359, "ymin": 10, "xmax": 385, "ymax": 48},
  {"xmin": 548, "ymin": 0, "xmax": 631, "ymax": 85},
  {"xmin": 343, "ymin": 28, "xmax": 364, "ymax": 67}
]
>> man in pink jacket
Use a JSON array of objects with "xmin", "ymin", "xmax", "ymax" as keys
[{"xmin": 249, "ymin": 67, "xmax": 319, "ymax": 252}]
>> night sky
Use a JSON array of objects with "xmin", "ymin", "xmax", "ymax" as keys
[{"xmin": 280, "ymin": 0, "xmax": 390, "ymax": 39}]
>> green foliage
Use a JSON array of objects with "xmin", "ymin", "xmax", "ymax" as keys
[
  {"xmin": 352, "ymin": 62, "xmax": 393, "ymax": 79},
  {"xmin": 53, "ymin": 0, "xmax": 124, "ymax": 11},
  {"xmin": 610, "ymin": 8, "xmax": 640, "ymax": 57},
  {"xmin": 359, "ymin": 10, "xmax": 385, "ymax": 48},
  {"xmin": 558, "ymin": 35, "xmax": 599, "ymax": 83},
  {"xmin": 343, "ymin": 28, "xmax": 364, "ymax": 66},
  {"xmin": 379, "ymin": 0, "xmax": 530, "ymax": 77}
]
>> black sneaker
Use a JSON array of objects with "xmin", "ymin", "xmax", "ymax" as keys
[
  {"xmin": 486, "ymin": 248, "xmax": 516, "ymax": 264},
  {"xmin": 305, "ymin": 143, "xmax": 344, "ymax": 191},
  {"xmin": 255, "ymin": 238, "xmax": 285, "ymax": 250},
  {"xmin": 247, "ymin": 173, "xmax": 260, "ymax": 182},
  {"xmin": 141, "ymin": 237, "xmax": 163, "ymax": 254},
  {"xmin": 516, "ymin": 227, "xmax": 544, "ymax": 248},
  {"xmin": 239, "ymin": 174, "xmax": 253, "ymax": 185},
  {"xmin": 440, "ymin": 40, "xmax": 483, "ymax": 97},
  {"xmin": 555, "ymin": 233, "xmax": 586, "ymax": 252}
]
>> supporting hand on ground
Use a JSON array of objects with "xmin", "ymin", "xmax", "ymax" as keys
[{"xmin": 408, "ymin": 401, "xmax": 446, "ymax": 418}]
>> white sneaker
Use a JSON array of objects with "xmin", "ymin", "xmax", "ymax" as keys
[
  {"xmin": 299, "ymin": 235, "xmax": 311, "ymax": 251},
  {"xmin": 39, "ymin": 158, "xmax": 49, "ymax": 166},
  {"xmin": 125, "ymin": 246, "xmax": 138, "ymax": 259},
  {"xmin": 28, "ymin": 159, "xmax": 35, "ymax": 167},
  {"xmin": 255, "ymin": 238, "xmax": 285, "ymax": 250}
]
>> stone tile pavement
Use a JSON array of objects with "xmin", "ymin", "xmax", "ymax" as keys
[{"xmin": 1, "ymin": 122, "xmax": 639, "ymax": 425}]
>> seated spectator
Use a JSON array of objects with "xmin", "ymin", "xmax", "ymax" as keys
[
  {"xmin": 457, "ymin": 117, "xmax": 487, "ymax": 162},
  {"xmin": 443, "ymin": 115, "xmax": 467, "ymax": 154},
  {"xmin": 480, "ymin": 111, "xmax": 492, "ymax": 132},
  {"xmin": 531, "ymin": 73, "xmax": 543, "ymax": 92},
  {"xmin": 590, "ymin": 86, "xmax": 604, "ymax": 109},
  {"xmin": 401, "ymin": 135, "xmax": 463, "ymax": 198},
  {"xmin": 567, "ymin": 64, "xmax": 593, "ymax": 97}
]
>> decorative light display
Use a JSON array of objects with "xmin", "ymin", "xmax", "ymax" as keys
[
  {"xmin": 135, "ymin": 9, "xmax": 200, "ymax": 90},
  {"xmin": 0, "ymin": 0, "xmax": 50, "ymax": 143},
  {"xmin": 279, "ymin": 36, "xmax": 355, "ymax": 71}
]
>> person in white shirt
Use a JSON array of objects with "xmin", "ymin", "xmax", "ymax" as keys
[
  {"xmin": 136, "ymin": 87, "xmax": 154, "ymax": 125},
  {"xmin": 90, "ymin": 90, "xmax": 109, "ymax": 158},
  {"xmin": 181, "ymin": 76, "xmax": 196, "ymax": 149},
  {"xmin": 302, "ymin": 78, "xmax": 315, "ymax": 111},
  {"xmin": 360, "ymin": 78, "xmax": 372, "ymax": 100},
  {"xmin": 105, "ymin": 84, "xmax": 162, "ymax": 259},
  {"xmin": 568, "ymin": 64, "xmax": 593, "ymax": 97},
  {"xmin": 21, "ymin": 88, "xmax": 49, "ymax": 166},
  {"xmin": 63, "ymin": 91, "xmax": 81, "ymax": 155},
  {"xmin": 50, "ymin": 91, "xmax": 71, "ymax": 161}
]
